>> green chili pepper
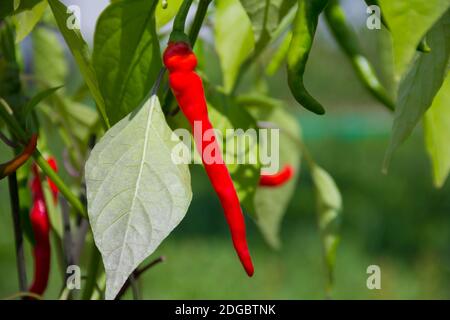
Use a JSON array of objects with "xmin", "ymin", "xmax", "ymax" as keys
[
  {"xmin": 287, "ymin": 0, "xmax": 329, "ymax": 115},
  {"xmin": 325, "ymin": 0, "xmax": 395, "ymax": 111}
]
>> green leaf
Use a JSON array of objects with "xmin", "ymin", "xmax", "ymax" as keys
[
  {"xmin": 14, "ymin": 0, "xmax": 47, "ymax": 43},
  {"xmin": 384, "ymin": 11, "xmax": 450, "ymax": 170},
  {"xmin": 85, "ymin": 95, "xmax": 192, "ymax": 300},
  {"xmin": 311, "ymin": 164, "xmax": 342, "ymax": 294},
  {"xmin": 424, "ymin": 74, "xmax": 450, "ymax": 188},
  {"xmin": 379, "ymin": 0, "xmax": 450, "ymax": 78},
  {"xmin": 215, "ymin": 0, "xmax": 254, "ymax": 93},
  {"xmin": 48, "ymin": 0, "xmax": 110, "ymax": 128},
  {"xmin": 242, "ymin": 95, "xmax": 301, "ymax": 249},
  {"xmin": 93, "ymin": 0, "xmax": 162, "ymax": 125},
  {"xmin": 22, "ymin": 85, "xmax": 62, "ymax": 119},
  {"xmin": 155, "ymin": 0, "xmax": 182, "ymax": 28},
  {"xmin": 239, "ymin": 0, "xmax": 284, "ymax": 53},
  {"xmin": 0, "ymin": 0, "xmax": 42, "ymax": 19},
  {"xmin": 0, "ymin": 19, "xmax": 23, "ymax": 110}
]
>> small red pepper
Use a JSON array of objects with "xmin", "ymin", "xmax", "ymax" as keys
[
  {"xmin": 46, "ymin": 156, "xmax": 59, "ymax": 204},
  {"xmin": 29, "ymin": 163, "xmax": 51, "ymax": 296},
  {"xmin": 259, "ymin": 165, "xmax": 294, "ymax": 187},
  {"xmin": 164, "ymin": 41, "xmax": 254, "ymax": 276}
]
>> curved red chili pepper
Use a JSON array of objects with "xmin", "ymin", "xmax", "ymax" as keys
[
  {"xmin": 28, "ymin": 164, "xmax": 51, "ymax": 296},
  {"xmin": 259, "ymin": 165, "xmax": 295, "ymax": 187},
  {"xmin": 164, "ymin": 41, "xmax": 254, "ymax": 276},
  {"xmin": 0, "ymin": 134, "xmax": 37, "ymax": 179}
]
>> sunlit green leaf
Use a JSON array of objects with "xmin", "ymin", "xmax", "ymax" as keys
[
  {"xmin": 155, "ymin": 0, "xmax": 182, "ymax": 28},
  {"xmin": 0, "ymin": 0, "xmax": 42, "ymax": 19},
  {"xmin": 424, "ymin": 74, "xmax": 450, "ymax": 188},
  {"xmin": 14, "ymin": 0, "xmax": 47, "ymax": 42},
  {"xmin": 85, "ymin": 95, "xmax": 192, "ymax": 300},
  {"xmin": 215, "ymin": 0, "xmax": 254, "ymax": 93},
  {"xmin": 379, "ymin": 0, "xmax": 450, "ymax": 78},
  {"xmin": 384, "ymin": 10, "xmax": 450, "ymax": 170}
]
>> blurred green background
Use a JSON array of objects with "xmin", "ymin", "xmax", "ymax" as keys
[{"xmin": 1, "ymin": 1, "xmax": 450, "ymax": 299}]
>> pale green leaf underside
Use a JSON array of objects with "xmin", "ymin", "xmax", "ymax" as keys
[
  {"xmin": 379, "ymin": 0, "xmax": 450, "ymax": 78},
  {"xmin": 85, "ymin": 95, "xmax": 192, "ymax": 300},
  {"xmin": 215, "ymin": 0, "xmax": 255, "ymax": 93},
  {"xmin": 384, "ymin": 10, "xmax": 450, "ymax": 170},
  {"xmin": 424, "ymin": 74, "xmax": 450, "ymax": 188}
]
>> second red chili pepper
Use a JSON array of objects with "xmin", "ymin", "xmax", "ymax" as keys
[
  {"xmin": 29, "ymin": 163, "xmax": 51, "ymax": 296},
  {"xmin": 259, "ymin": 165, "xmax": 294, "ymax": 187},
  {"xmin": 164, "ymin": 41, "xmax": 254, "ymax": 276}
]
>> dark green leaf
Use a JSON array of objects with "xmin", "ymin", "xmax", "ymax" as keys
[{"xmin": 93, "ymin": 0, "xmax": 162, "ymax": 125}]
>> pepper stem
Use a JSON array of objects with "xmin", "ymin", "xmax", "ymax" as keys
[{"xmin": 169, "ymin": 0, "xmax": 193, "ymax": 43}]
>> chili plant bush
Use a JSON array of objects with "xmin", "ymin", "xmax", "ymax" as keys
[{"xmin": 0, "ymin": 0, "xmax": 449, "ymax": 300}]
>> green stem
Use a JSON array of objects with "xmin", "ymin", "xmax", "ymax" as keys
[
  {"xmin": 169, "ymin": 0, "xmax": 193, "ymax": 43},
  {"xmin": 0, "ymin": 99, "xmax": 88, "ymax": 218},
  {"xmin": 81, "ymin": 241, "xmax": 101, "ymax": 300},
  {"xmin": 8, "ymin": 172, "xmax": 28, "ymax": 293},
  {"xmin": 189, "ymin": 0, "xmax": 212, "ymax": 44},
  {"xmin": 172, "ymin": 0, "xmax": 193, "ymax": 33}
]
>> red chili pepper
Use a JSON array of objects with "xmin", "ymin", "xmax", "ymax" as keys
[
  {"xmin": 46, "ymin": 157, "xmax": 59, "ymax": 204},
  {"xmin": 259, "ymin": 165, "xmax": 295, "ymax": 187},
  {"xmin": 164, "ymin": 41, "xmax": 254, "ymax": 276},
  {"xmin": 28, "ymin": 163, "xmax": 51, "ymax": 296},
  {"xmin": 0, "ymin": 134, "xmax": 37, "ymax": 180}
]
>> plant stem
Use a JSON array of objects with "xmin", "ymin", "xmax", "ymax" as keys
[
  {"xmin": 0, "ymin": 98, "xmax": 88, "ymax": 218},
  {"xmin": 81, "ymin": 241, "xmax": 101, "ymax": 300},
  {"xmin": 115, "ymin": 256, "xmax": 165, "ymax": 300},
  {"xmin": 0, "ymin": 130, "xmax": 18, "ymax": 148},
  {"xmin": 34, "ymin": 153, "xmax": 87, "ymax": 218},
  {"xmin": 8, "ymin": 172, "xmax": 28, "ymax": 293},
  {"xmin": 189, "ymin": 0, "xmax": 212, "ymax": 45},
  {"xmin": 129, "ymin": 274, "xmax": 141, "ymax": 300},
  {"xmin": 172, "ymin": 0, "xmax": 194, "ymax": 34}
]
